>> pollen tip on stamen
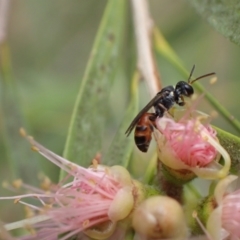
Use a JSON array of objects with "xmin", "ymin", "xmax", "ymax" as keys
[
  {"xmin": 193, "ymin": 122, "xmax": 200, "ymax": 133},
  {"xmin": 14, "ymin": 198, "xmax": 21, "ymax": 204},
  {"xmin": 19, "ymin": 127, "xmax": 27, "ymax": 137},
  {"xmin": 91, "ymin": 159, "xmax": 98, "ymax": 169},
  {"xmin": 38, "ymin": 173, "xmax": 52, "ymax": 190},
  {"xmin": 209, "ymin": 77, "xmax": 217, "ymax": 85},
  {"xmin": 25, "ymin": 206, "xmax": 35, "ymax": 218},
  {"xmin": 203, "ymin": 135, "xmax": 209, "ymax": 141},
  {"xmin": 45, "ymin": 204, "xmax": 52, "ymax": 209},
  {"xmin": 192, "ymin": 210, "xmax": 198, "ymax": 219},
  {"xmin": 40, "ymin": 204, "xmax": 52, "ymax": 213},
  {"xmin": 210, "ymin": 110, "xmax": 218, "ymax": 119},
  {"xmin": 94, "ymin": 152, "xmax": 101, "ymax": 163},
  {"xmin": 88, "ymin": 179, "xmax": 96, "ymax": 186},
  {"xmin": 31, "ymin": 146, "xmax": 39, "ymax": 152},
  {"xmin": 12, "ymin": 179, "xmax": 23, "ymax": 189},
  {"xmin": 197, "ymin": 115, "xmax": 207, "ymax": 123},
  {"xmin": 82, "ymin": 219, "xmax": 90, "ymax": 228}
]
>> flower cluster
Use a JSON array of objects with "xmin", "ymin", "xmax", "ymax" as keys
[
  {"xmin": 0, "ymin": 132, "xmax": 139, "ymax": 240},
  {"xmin": 1, "ymin": 102, "xmax": 239, "ymax": 240}
]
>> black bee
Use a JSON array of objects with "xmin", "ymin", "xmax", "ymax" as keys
[{"xmin": 125, "ymin": 65, "xmax": 215, "ymax": 152}]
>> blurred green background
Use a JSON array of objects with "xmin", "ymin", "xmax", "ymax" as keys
[{"xmin": 1, "ymin": 0, "xmax": 240, "ymax": 224}]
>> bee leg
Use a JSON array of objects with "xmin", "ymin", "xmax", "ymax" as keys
[
  {"xmin": 154, "ymin": 103, "xmax": 167, "ymax": 117},
  {"xmin": 148, "ymin": 113, "xmax": 157, "ymax": 122},
  {"xmin": 178, "ymin": 102, "xmax": 185, "ymax": 106},
  {"xmin": 177, "ymin": 96, "xmax": 185, "ymax": 106},
  {"xmin": 148, "ymin": 113, "xmax": 157, "ymax": 128}
]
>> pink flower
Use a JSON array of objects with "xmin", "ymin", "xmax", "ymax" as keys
[
  {"xmin": 207, "ymin": 175, "xmax": 240, "ymax": 240},
  {"xmin": 1, "ymin": 131, "xmax": 136, "ymax": 240},
  {"xmin": 222, "ymin": 189, "xmax": 240, "ymax": 239},
  {"xmin": 157, "ymin": 116, "xmax": 217, "ymax": 167},
  {"xmin": 154, "ymin": 109, "xmax": 230, "ymax": 179}
]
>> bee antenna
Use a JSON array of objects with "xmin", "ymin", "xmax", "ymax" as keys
[
  {"xmin": 190, "ymin": 72, "xmax": 216, "ymax": 84},
  {"xmin": 187, "ymin": 64, "xmax": 195, "ymax": 84}
]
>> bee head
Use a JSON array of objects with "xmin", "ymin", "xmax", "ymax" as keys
[{"xmin": 175, "ymin": 81, "xmax": 194, "ymax": 97}]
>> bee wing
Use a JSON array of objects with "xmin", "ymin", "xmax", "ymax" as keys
[{"xmin": 125, "ymin": 93, "xmax": 163, "ymax": 136}]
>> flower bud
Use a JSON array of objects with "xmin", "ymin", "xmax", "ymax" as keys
[{"xmin": 132, "ymin": 196, "xmax": 188, "ymax": 239}]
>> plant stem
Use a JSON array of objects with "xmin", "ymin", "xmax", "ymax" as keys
[{"xmin": 131, "ymin": 0, "xmax": 161, "ymax": 97}]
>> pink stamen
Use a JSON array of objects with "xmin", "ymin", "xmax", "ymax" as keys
[
  {"xmin": 0, "ymin": 138, "xmax": 131, "ymax": 240},
  {"xmin": 156, "ymin": 116, "xmax": 218, "ymax": 168}
]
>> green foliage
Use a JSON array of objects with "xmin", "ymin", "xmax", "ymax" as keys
[
  {"xmin": 104, "ymin": 72, "xmax": 139, "ymax": 167},
  {"xmin": 214, "ymin": 126, "xmax": 240, "ymax": 174},
  {"xmin": 63, "ymin": 0, "xmax": 127, "ymax": 169},
  {"xmin": 189, "ymin": 0, "xmax": 240, "ymax": 45},
  {"xmin": 0, "ymin": 44, "xmax": 41, "ymax": 184}
]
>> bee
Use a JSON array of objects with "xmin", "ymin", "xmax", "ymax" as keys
[{"xmin": 125, "ymin": 65, "xmax": 215, "ymax": 152}]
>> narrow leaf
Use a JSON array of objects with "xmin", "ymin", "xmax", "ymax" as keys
[
  {"xmin": 214, "ymin": 126, "xmax": 240, "ymax": 174},
  {"xmin": 188, "ymin": 0, "xmax": 240, "ymax": 46},
  {"xmin": 104, "ymin": 72, "xmax": 139, "ymax": 167},
  {"xmin": 143, "ymin": 152, "xmax": 157, "ymax": 184},
  {"xmin": 63, "ymin": 0, "xmax": 127, "ymax": 168}
]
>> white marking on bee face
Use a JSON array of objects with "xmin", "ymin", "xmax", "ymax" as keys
[{"xmin": 170, "ymin": 91, "xmax": 174, "ymax": 97}]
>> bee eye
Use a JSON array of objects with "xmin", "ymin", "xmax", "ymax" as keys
[{"xmin": 184, "ymin": 84, "xmax": 194, "ymax": 96}]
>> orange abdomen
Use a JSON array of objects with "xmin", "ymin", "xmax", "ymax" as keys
[{"xmin": 134, "ymin": 113, "xmax": 156, "ymax": 152}]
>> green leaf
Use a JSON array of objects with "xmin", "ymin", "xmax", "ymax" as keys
[
  {"xmin": 214, "ymin": 126, "xmax": 240, "ymax": 174},
  {"xmin": 63, "ymin": 0, "xmax": 127, "ymax": 168},
  {"xmin": 143, "ymin": 152, "xmax": 157, "ymax": 184},
  {"xmin": 188, "ymin": 0, "xmax": 240, "ymax": 45},
  {"xmin": 104, "ymin": 72, "xmax": 139, "ymax": 167}
]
